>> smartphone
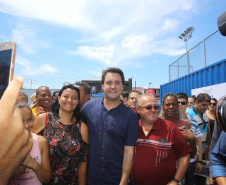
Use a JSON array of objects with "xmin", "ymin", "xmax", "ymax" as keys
[
  {"xmin": 180, "ymin": 126, "xmax": 187, "ymax": 130},
  {"xmin": 0, "ymin": 42, "xmax": 16, "ymax": 99}
]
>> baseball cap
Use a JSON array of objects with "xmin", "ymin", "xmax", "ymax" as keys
[{"xmin": 147, "ymin": 89, "xmax": 156, "ymax": 95}]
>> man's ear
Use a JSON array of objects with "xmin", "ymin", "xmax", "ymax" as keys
[
  {"xmin": 136, "ymin": 106, "xmax": 140, "ymax": 114},
  {"xmin": 85, "ymin": 94, "xmax": 90, "ymax": 101}
]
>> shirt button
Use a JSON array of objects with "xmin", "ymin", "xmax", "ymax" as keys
[
  {"xmin": 105, "ymin": 122, "xmax": 107, "ymax": 124},
  {"xmin": 102, "ymin": 145, "xmax": 105, "ymax": 148},
  {"xmin": 104, "ymin": 133, "xmax": 106, "ymax": 135},
  {"xmin": 102, "ymin": 156, "xmax": 104, "ymax": 159},
  {"xmin": 102, "ymin": 168, "xmax": 104, "ymax": 171}
]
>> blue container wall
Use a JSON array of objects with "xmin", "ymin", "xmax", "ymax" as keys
[{"xmin": 160, "ymin": 59, "xmax": 226, "ymax": 103}]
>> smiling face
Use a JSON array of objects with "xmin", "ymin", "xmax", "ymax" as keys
[
  {"xmin": 20, "ymin": 107, "xmax": 34, "ymax": 132},
  {"xmin": 36, "ymin": 87, "xmax": 52, "ymax": 109},
  {"xmin": 188, "ymin": 97, "xmax": 195, "ymax": 107},
  {"xmin": 102, "ymin": 72, "xmax": 123, "ymax": 102},
  {"xmin": 128, "ymin": 92, "xmax": 140, "ymax": 107},
  {"xmin": 137, "ymin": 95, "xmax": 158, "ymax": 124},
  {"xmin": 163, "ymin": 95, "xmax": 179, "ymax": 119},
  {"xmin": 58, "ymin": 88, "xmax": 79, "ymax": 112}
]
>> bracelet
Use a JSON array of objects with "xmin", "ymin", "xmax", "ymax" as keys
[
  {"xmin": 197, "ymin": 160, "xmax": 202, "ymax": 164},
  {"xmin": 172, "ymin": 177, "xmax": 180, "ymax": 183}
]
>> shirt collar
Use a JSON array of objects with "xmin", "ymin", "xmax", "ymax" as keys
[{"xmin": 139, "ymin": 117, "xmax": 161, "ymax": 133}]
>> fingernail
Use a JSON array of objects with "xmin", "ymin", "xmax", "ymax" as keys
[{"xmin": 16, "ymin": 76, "xmax": 24, "ymax": 83}]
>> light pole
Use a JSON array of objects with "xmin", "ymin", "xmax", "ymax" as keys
[
  {"xmin": 149, "ymin": 82, "xmax": 152, "ymax": 88},
  {"xmin": 178, "ymin": 26, "xmax": 194, "ymax": 74}
]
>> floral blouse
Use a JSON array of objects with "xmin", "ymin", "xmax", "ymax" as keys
[{"xmin": 43, "ymin": 113, "xmax": 89, "ymax": 185}]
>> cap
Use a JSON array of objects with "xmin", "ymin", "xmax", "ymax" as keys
[
  {"xmin": 30, "ymin": 93, "xmax": 37, "ymax": 109},
  {"xmin": 146, "ymin": 89, "xmax": 156, "ymax": 95}
]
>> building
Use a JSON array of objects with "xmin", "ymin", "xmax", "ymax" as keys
[{"xmin": 81, "ymin": 77, "xmax": 133, "ymax": 98}]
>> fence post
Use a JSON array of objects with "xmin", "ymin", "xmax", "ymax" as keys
[
  {"xmin": 203, "ymin": 40, "xmax": 206, "ymax": 67},
  {"xmin": 177, "ymin": 59, "xmax": 179, "ymax": 78}
]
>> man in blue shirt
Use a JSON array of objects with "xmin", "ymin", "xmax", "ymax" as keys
[
  {"xmin": 81, "ymin": 67, "xmax": 139, "ymax": 185},
  {"xmin": 210, "ymin": 131, "xmax": 226, "ymax": 185},
  {"xmin": 186, "ymin": 93, "xmax": 210, "ymax": 185}
]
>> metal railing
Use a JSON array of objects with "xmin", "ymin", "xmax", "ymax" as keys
[{"xmin": 169, "ymin": 30, "xmax": 226, "ymax": 81}]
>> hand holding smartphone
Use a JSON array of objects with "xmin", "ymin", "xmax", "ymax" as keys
[{"xmin": 0, "ymin": 42, "xmax": 16, "ymax": 99}]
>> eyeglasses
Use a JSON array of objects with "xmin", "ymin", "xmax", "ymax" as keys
[
  {"xmin": 63, "ymin": 82, "xmax": 79, "ymax": 88},
  {"xmin": 138, "ymin": 105, "xmax": 159, "ymax": 110},
  {"xmin": 210, "ymin": 103, "xmax": 216, "ymax": 106},
  {"xmin": 178, "ymin": 101, "xmax": 188, "ymax": 105}
]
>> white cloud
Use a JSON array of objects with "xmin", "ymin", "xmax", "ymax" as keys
[
  {"xmin": 70, "ymin": 35, "xmax": 185, "ymax": 66},
  {"xmin": 12, "ymin": 23, "xmax": 50, "ymax": 54},
  {"xmin": 72, "ymin": 45, "xmax": 116, "ymax": 66},
  {"xmin": 0, "ymin": 0, "xmax": 95, "ymax": 30},
  {"xmin": 88, "ymin": 69, "xmax": 102, "ymax": 77},
  {"xmin": 1, "ymin": 0, "xmax": 199, "ymax": 66},
  {"xmin": 16, "ymin": 55, "xmax": 58, "ymax": 76},
  {"xmin": 162, "ymin": 18, "xmax": 179, "ymax": 31}
]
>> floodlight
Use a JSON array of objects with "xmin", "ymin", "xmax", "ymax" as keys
[
  {"xmin": 178, "ymin": 26, "xmax": 194, "ymax": 74},
  {"xmin": 187, "ymin": 27, "xmax": 194, "ymax": 32}
]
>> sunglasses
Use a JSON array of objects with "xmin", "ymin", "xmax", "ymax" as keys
[
  {"xmin": 178, "ymin": 101, "xmax": 187, "ymax": 105},
  {"xmin": 63, "ymin": 82, "xmax": 79, "ymax": 89},
  {"xmin": 138, "ymin": 105, "xmax": 159, "ymax": 110},
  {"xmin": 210, "ymin": 103, "xmax": 216, "ymax": 106}
]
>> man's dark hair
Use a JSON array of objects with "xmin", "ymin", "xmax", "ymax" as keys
[
  {"xmin": 74, "ymin": 81, "xmax": 91, "ymax": 94},
  {"xmin": 176, "ymin": 92, "xmax": 188, "ymax": 101},
  {"xmin": 101, "ymin": 67, "xmax": 125, "ymax": 85},
  {"xmin": 36, "ymin": 86, "xmax": 50, "ymax": 95},
  {"xmin": 196, "ymin": 93, "xmax": 210, "ymax": 103},
  {"xmin": 128, "ymin": 90, "xmax": 142, "ymax": 99},
  {"xmin": 53, "ymin": 91, "xmax": 59, "ymax": 97},
  {"xmin": 189, "ymin": 95, "xmax": 197, "ymax": 101},
  {"xmin": 121, "ymin": 91, "xmax": 129, "ymax": 99}
]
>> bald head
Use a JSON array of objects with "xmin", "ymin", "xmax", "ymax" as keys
[
  {"xmin": 136, "ymin": 93, "xmax": 158, "ymax": 125},
  {"xmin": 35, "ymin": 86, "xmax": 51, "ymax": 111}
]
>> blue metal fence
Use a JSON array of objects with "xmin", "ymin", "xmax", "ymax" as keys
[{"xmin": 161, "ymin": 58, "xmax": 226, "ymax": 102}]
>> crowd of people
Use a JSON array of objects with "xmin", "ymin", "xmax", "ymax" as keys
[{"xmin": 0, "ymin": 67, "xmax": 225, "ymax": 185}]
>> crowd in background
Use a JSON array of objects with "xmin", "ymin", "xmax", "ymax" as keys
[{"xmin": 0, "ymin": 67, "xmax": 225, "ymax": 185}]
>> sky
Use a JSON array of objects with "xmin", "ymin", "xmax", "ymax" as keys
[{"xmin": 0, "ymin": 0, "xmax": 225, "ymax": 89}]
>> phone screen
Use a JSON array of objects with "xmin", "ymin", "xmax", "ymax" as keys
[{"xmin": 0, "ymin": 42, "xmax": 16, "ymax": 99}]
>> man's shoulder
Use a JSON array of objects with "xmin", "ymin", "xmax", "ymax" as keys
[
  {"xmin": 115, "ymin": 103, "xmax": 139, "ymax": 121},
  {"xmin": 186, "ymin": 106, "xmax": 195, "ymax": 114},
  {"xmin": 83, "ymin": 98, "xmax": 102, "ymax": 108}
]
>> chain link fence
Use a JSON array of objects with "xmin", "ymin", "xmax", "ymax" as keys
[{"xmin": 169, "ymin": 30, "xmax": 226, "ymax": 81}]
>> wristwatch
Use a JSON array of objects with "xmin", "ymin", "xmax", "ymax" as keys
[
  {"xmin": 197, "ymin": 160, "xmax": 202, "ymax": 164},
  {"xmin": 172, "ymin": 177, "xmax": 180, "ymax": 183}
]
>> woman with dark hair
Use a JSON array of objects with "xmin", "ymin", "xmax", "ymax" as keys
[
  {"xmin": 206, "ymin": 98, "xmax": 218, "ymax": 138},
  {"xmin": 205, "ymin": 98, "xmax": 218, "ymax": 163},
  {"xmin": 33, "ymin": 84, "xmax": 89, "ymax": 185},
  {"xmin": 159, "ymin": 93, "xmax": 196, "ymax": 158},
  {"xmin": 159, "ymin": 93, "xmax": 197, "ymax": 185}
]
